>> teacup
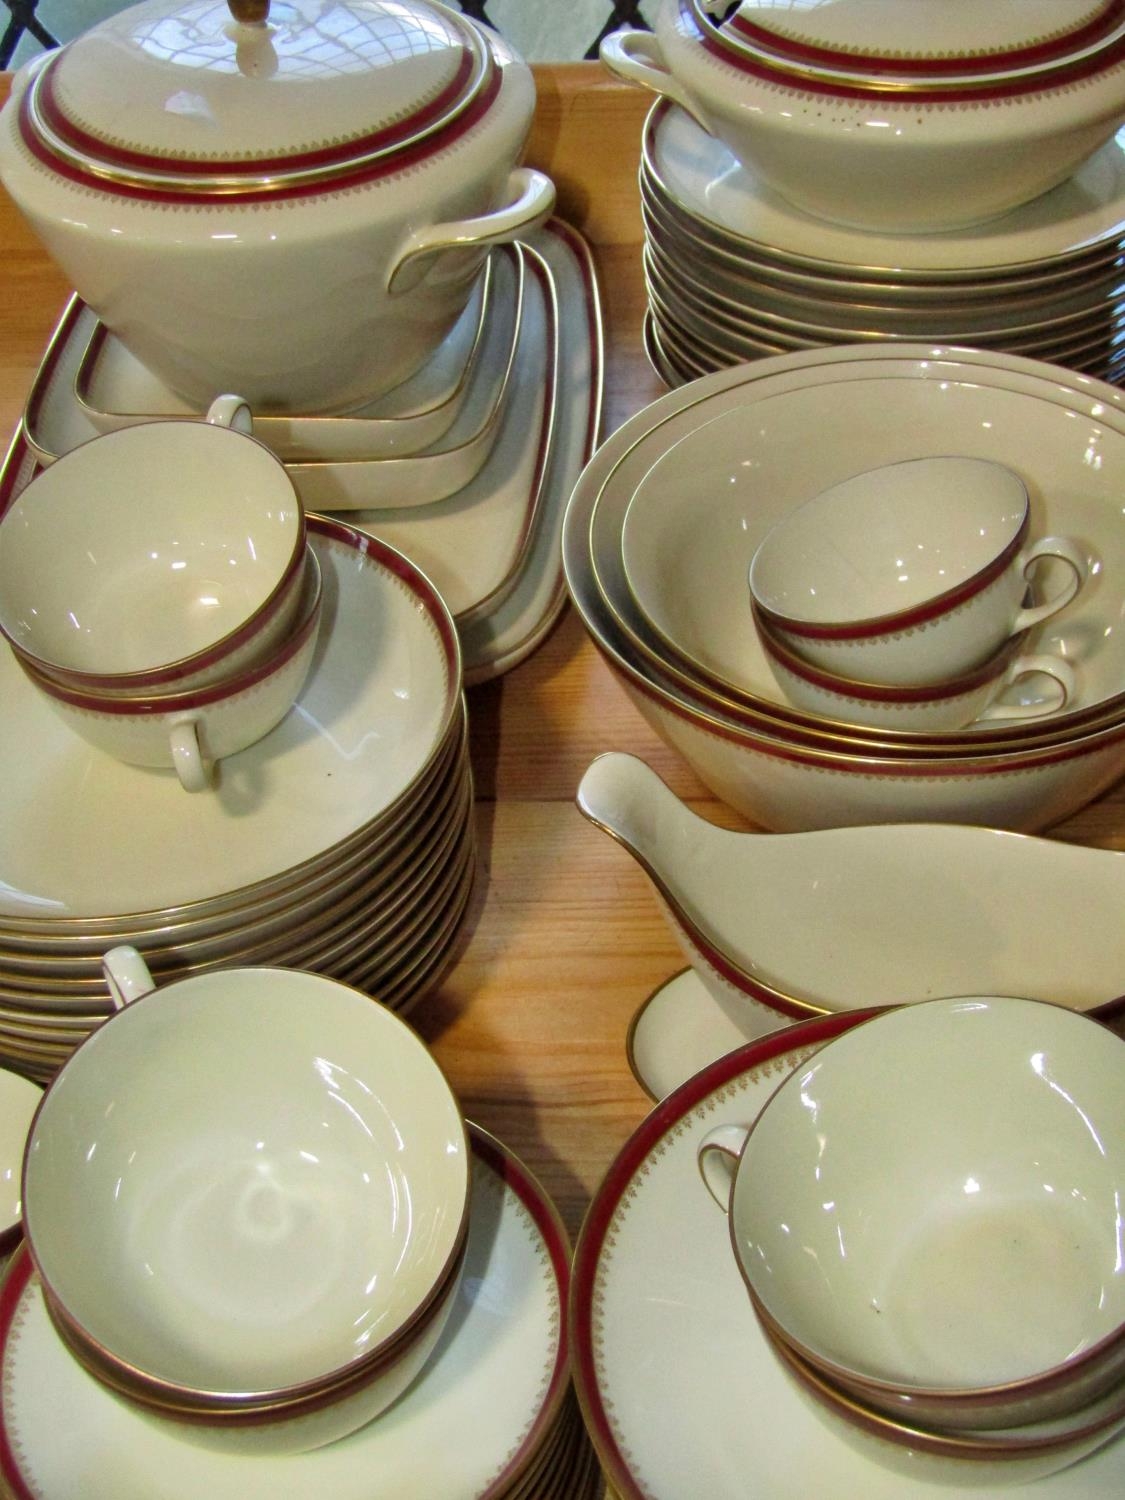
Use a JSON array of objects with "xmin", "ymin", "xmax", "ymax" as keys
[
  {"xmin": 747, "ymin": 456, "xmax": 1088, "ymax": 687},
  {"xmin": 697, "ymin": 997, "xmax": 1125, "ymax": 1433},
  {"xmin": 18, "ymin": 548, "xmax": 322, "ymax": 792},
  {"xmin": 21, "ymin": 945, "xmax": 470, "ymax": 1454},
  {"xmin": 754, "ymin": 607, "xmax": 1077, "ymax": 733},
  {"xmin": 0, "ymin": 396, "xmax": 306, "ymax": 694}
]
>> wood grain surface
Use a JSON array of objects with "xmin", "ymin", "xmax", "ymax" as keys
[{"xmin": 0, "ymin": 65, "xmax": 1121, "ymax": 1262}]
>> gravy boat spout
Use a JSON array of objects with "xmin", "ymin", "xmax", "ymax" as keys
[{"xmin": 575, "ymin": 752, "xmax": 1125, "ymax": 1034}]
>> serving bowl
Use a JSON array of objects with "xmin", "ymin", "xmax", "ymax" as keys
[
  {"xmin": 22, "ymin": 950, "xmax": 470, "ymax": 1452},
  {"xmin": 698, "ymin": 997, "xmax": 1125, "ymax": 1431},
  {"xmin": 0, "ymin": 0, "xmax": 554, "ymax": 414},
  {"xmin": 603, "ymin": 1, "xmax": 1125, "ymax": 231}
]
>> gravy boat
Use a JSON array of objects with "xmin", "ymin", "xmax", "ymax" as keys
[{"xmin": 576, "ymin": 753, "xmax": 1125, "ymax": 1035}]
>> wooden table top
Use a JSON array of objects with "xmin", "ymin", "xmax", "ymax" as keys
[{"xmin": 0, "ymin": 63, "xmax": 1122, "ymax": 1257}]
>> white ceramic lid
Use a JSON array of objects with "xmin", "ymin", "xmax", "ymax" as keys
[
  {"xmin": 697, "ymin": 0, "xmax": 1125, "ymax": 86},
  {"xmin": 21, "ymin": 0, "xmax": 492, "ymax": 192},
  {"xmin": 714, "ymin": 0, "xmax": 1125, "ymax": 70}
]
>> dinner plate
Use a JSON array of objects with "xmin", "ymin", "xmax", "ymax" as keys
[
  {"xmin": 72, "ymin": 259, "xmax": 494, "ymax": 461},
  {"xmin": 0, "ymin": 727, "xmax": 471, "ymax": 969},
  {"xmin": 0, "ymin": 1125, "xmax": 572, "ymax": 1499},
  {"xmin": 637, "ymin": 175, "xmax": 1125, "ymax": 306},
  {"xmin": 647, "ymin": 101, "xmax": 1125, "ymax": 277},
  {"xmin": 0, "ymin": 503, "xmax": 461, "ymax": 920},
  {"xmin": 609, "ymin": 362, "xmax": 1124, "ymax": 733},
  {"xmin": 571, "ymin": 1014, "xmax": 1125, "ymax": 1499}
]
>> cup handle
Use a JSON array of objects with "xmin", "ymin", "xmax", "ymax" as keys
[
  {"xmin": 698, "ymin": 1123, "xmax": 750, "ymax": 1211},
  {"xmin": 385, "ymin": 168, "xmax": 556, "ymax": 296},
  {"xmin": 975, "ymin": 654, "xmax": 1076, "ymax": 723},
  {"xmin": 1012, "ymin": 537, "xmax": 1087, "ymax": 632},
  {"xmin": 204, "ymin": 394, "xmax": 253, "ymax": 435},
  {"xmin": 599, "ymin": 30, "xmax": 713, "ymax": 133},
  {"xmin": 169, "ymin": 715, "xmax": 212, "ymax": 793},
  {"xmin": 102, "ymin": 945, "xmax": 157, "ymax": 1011}
]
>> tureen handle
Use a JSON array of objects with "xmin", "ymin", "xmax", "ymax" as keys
[
  {"xmin": 386, "ymin": 168, "xmax": 556, "ymax": 297},
  {"xmin": 599, "ymin": 30, "xmax": 713, "ymax": 134}
]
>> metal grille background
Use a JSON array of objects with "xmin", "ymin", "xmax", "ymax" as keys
[{"xmin": 2, "ymin": 0, "xmax": 659, "ymax": 69}]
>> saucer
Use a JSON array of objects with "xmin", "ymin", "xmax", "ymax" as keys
[
  {"xmin": 0, "ymin": 503, "xmax": 461, "ymax": 920},
  {"xmin": 627, "ymin": 968, "xmax": 788, "ymax": 1102},
  {"xmin": 0, "ymin": 1067, "xmax": 40, "ymax": 1253},
  {"xmin": 22, "ymin": 249, "xmax": 523, "ymax": 511},
  {"xmin": 649, "ymin": 102, "xmax": 1125, "ymax": 276},
  {"xmin": 73, "ymin": 259, "xmax": 494, "ymax": 461},
  {"xmin": 571, "ymin": 1014, "xmax": 1125, "ymax": 1499},
  {"xmin": 0, "ymin": 1125, "xmax": 572, "ymax": 1499}
]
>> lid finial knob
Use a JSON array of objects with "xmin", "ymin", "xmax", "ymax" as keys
[{"xmin": 227, "ymin": 0, "xmax": 270, "ymax": 24}]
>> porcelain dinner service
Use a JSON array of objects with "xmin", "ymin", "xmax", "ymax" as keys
[
  {"xmin": 2, "ymin": 0, "xmax": 1125, "ymax": 1491},
  {"xmin": 629, "ymin": 91, "xmax": 1125, "ymax": 385},
  {"xmin": 605, "ymin": 1, "xmax": 1125, "ymax": 233},
  {"xmin": 563, "ymin": 339, "xmax": 1125, "ymax": 830},
  {"xmin": 1, "ymin": 1125, "xmax": 599, "ymax": 1496},
  {"xmin": 15, "ymin": 218, "xmax": 605, "ymax": 684},
  {"xmin": 572, "ymin": 1015, "xmax": 1125, "ymax": 1498}
]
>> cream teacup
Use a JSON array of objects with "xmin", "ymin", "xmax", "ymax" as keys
[
  {"xmin": 754, "ymin": 607, "xmax": 1077, "ymax": 734},
  {"xmin": 0, "ymin": 396, "xmax": 306, "ymax": 694},
  {"xmin": 18, "ymin": 549, "xmax": 321, "ymax": 792},
  {"xmin": 748, "ymin": 456, "xmax": 1087, "ymax": 687}
]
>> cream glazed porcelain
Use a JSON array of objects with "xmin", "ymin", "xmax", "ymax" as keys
[
  {"xmin": 603, "ymin": 0, "xmax": 1125, "ymax": 231},
  {"xmin": 0, "ymin": 0, "xmax": 555, "ymax": 413},
  {"xmin": 575, "ymin": 753, "xmax": 1125, "ymax": 1031},
  {"xmin": 754, "ymin": 618, "xmax": 1077, "ymax": 734},
  {"xmin": 698, "ymin": 998, "xmax": 1125, "ymax": 1431},
  {"xmin": 747, "ymin": 456, "xmax": 1087, "ymax": 686},
  {"xmin": 19, "ymin": 549, "xmax": 322, "ymax": 792},
  {"xmin": 1, "ymin": 1127, "xmax": 575, "ymax": 1497},
  {"xmin": 0, "ymin": 399, "xmax": 306, "ymax": 692},
  {"xmin": 23, "ymin": 952, "xmax": 470, "ymax": 1452},
  {"xmin": 571, "ymin": 1014, "xmax": 1125, "ymax": 1498}
]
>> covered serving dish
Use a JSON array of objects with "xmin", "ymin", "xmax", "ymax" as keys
[
  {"xmin": 602, "ymin": 0, "xmax": 1125, "ymax": 231},
  {"xmin": 0, "ymin": 0, "xmax": 554, "ymax": 412}
]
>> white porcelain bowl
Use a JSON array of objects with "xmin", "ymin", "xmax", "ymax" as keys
[
  {"xmin": 0, "ymin": 0, "xmax": 554, "ymax": 414},
  {"xmin": 602, "ymin": 1, "xmax": 1125, "ymax": 232},
  {"xmin": 0, "ymin": 414, "xmax": 305, "ymax": 692},
  {"xmin": 700, "ymin": 997, "xmax": 1125, "ymax": 1431},
  {"xmin": 22, "ymin": 953, "xmax": 470, "ymax": 1450}
]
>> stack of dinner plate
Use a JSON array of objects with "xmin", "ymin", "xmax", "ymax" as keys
[
  {"xmin": 0, "ymin": 493, "xmax": 476, "ymax": 1083},
  {"xmin": 640, "ymin": 100, "xmax": 1125, "ymax": 386}
]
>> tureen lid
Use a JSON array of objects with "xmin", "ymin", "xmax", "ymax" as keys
[
  {"xmin": 20, "ymin": 0, "xmax": 495, "ymax": 194},
  {"xmin": 695, "ymin": 0, "xmax": 1125, "ymax": 86}
]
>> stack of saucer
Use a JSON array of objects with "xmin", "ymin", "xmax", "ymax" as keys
[
  {"xmin": 0, "ymin": 480, "xmax": 476, "ymax": 1081},
  {"xmin": 640, "ymin": 100, "xmax": 1125, "ymax": 386}
]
